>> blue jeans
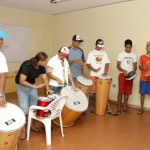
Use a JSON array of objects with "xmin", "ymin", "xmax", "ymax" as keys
[
  {"xmin": 16, "ymin": 84, "xmax": 38, "ymax": 115},
  {"xmin": 50, "ymin": 85, "xmax": 62, "ymax": 94}
]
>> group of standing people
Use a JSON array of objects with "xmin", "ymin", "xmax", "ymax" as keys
[{"xmin": 0, "ymin": 30, "xmax": 150, "ymax": 139}]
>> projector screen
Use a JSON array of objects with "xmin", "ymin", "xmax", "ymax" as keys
[{"xmin": 0, "ymin": 24, "xmax": 30, "ymax": 62}]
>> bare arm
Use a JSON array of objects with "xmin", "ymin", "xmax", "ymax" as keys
[
  {"xmin": 86, "ymin": 64, "xmax": 101, "ymax": 72},
  {"xmin": 117, "ymin": 61, "xmax": 128, "ymax": 76},
  {"xmin": 133, "ymin": 62, "xmax": 137, "ymax": 71},
  {"xmin": 102, "ymin": 63, "xmax": 109, "ymax": 76},
  {"xmin": 41, "ymin": 73, "xmax": 53, "ymax": 94},
  {"xmin": 0, "ymin": 73, "xmax": 6, "ymax": 107},
  {"xmin": 47, "ymin": 72, "xmax": 63, "ymax": 85}
]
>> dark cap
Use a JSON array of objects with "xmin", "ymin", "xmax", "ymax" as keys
[
  {"xmin": 96, "ymin": 39, "xmax": 104, "ymax": 47},
  {"xmin": 72, "ymin": 34, "xmax": 84, "ymax": 42}
]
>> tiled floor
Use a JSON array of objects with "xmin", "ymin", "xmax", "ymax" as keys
[{"xmin": 6, "ymin": 93, "xmax": 150, "ymax": 150}]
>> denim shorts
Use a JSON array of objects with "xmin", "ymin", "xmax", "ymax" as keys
[
  {"xmin": 50, "ymin": 85, "xmax": 62, "ymax": 94},
  {"xmin": 16, "ymin": 84, "xmax": 38, "ymax": 115}
]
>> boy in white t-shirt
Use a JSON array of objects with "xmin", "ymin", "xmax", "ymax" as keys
[
  {"xmin": 0, "ymin": 30, "xmax": 8, "ymax": 107},
  {"xmin": 117, "ymin": 39, "xmax": 137, "ymax": 114},
  {"xmin": 47, "ymin": 47, "xmax": 75, "ymax": 94},
  {"xmin": 87, "ymin": 39, "xmax": 115, "ymax": 115}
]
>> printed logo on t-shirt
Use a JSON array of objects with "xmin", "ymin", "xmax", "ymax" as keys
[{"xmin": 95, "ymin": 56, "xmax": 102, "ymax": 62}]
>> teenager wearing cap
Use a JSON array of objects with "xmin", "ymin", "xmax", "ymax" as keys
[
  {"xmin": 0, "ymin": 30, "xmax": 8, "ymax": 107},
  {"xmin": 47, "ymin": 47, "xmax": 75, "ymax": 94},
  {"xmin": 138, "ymin": 41, "xmax": 150, "ymax": 114},
  {"xmin": 15, "ymin": 52, "xmax": 53, "ymax": 139},
  {"xmin": 86, "ymin": 39, "xmax": 115, "ymax": 115},
  {"xmin": 67, "ymin": 35, "xmax": 86, "ymax": 82},
  {"xmin": 117, "ymin": 39, "xmax": 137, "ymax": 115}
]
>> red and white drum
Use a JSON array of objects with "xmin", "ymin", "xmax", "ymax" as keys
[
  {"xmin": 53, "ymin": 86, "xmax": 88, "ymax": 127},
  {"xmin": 96, "ymin": 75, "xmax": 112, "ymax": 115},
  {"xmin": 36, "ymin": 95, "xmax": 59, "ymax": 118},
  {"xmin": 76, "ymin": 76, "xmax": 93, "ymax": 96},
  {"xmin": 0, "ymin": 103, "xmax": 25, "ymax": 150}
]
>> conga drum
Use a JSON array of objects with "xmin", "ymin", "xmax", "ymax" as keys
[
  {"xmin": 96, "ymin": 75, "xmax": 112, "ymax": 115},
  {"xmin": 76, "ymin": 76, "xmax": 93, "ymax": 96},
  {"xmin": 53, "ymin": 86, "xmax": 88, "ymax": 127},
  {"xmin": 36, "ymin": 95, "xmax": 59, "ymax": 118},
  {"xmin": 0, "ymin": 103, "xmax": 25, "ymax": 150}
]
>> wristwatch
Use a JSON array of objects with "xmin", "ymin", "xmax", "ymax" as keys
[{"xmin": 0, "ymin": 92, "xmax": 4, "ymax": 97}]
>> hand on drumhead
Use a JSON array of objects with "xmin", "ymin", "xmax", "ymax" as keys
[
  {"xmin": 102, "ymin": 72, "xmax": 107, "ymax": 76},
  {"xmin": 36, "ymin": 84, "xmax": 45, "ymax": 88},
  {"xmin": 82, "ymin": 73, "xmax": 89, "ymax": 79},
  {"xmin": 0, "ymin": 97, "xmax": 6, "ymax": 108},
  {"xmin": 71, "ymin": 86, "xmax": 78, "ymax": 92},
  {"xmin": 56, "ymin": 78, "xmax": 63, "ymax": 85}
]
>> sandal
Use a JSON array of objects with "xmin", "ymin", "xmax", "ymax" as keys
[
  {"xmin": 20, "ymin": 129, "xmax": 26, "ymax": 140},
  {"xmin": 138, "ymin": 109, "xmax": 144, "ymax": 114},
  {"xmin": 123, "ymin": 109, "xmax": 131, "ymax": 114},
  {"xmin": 107, "ymin": 111, "xmax": 118, "ymax": 116},
  {"xmin": 90, "ymin": 109, "xmax": 95, "ymax": 113},
  {"xmin": 116, "ymin": 110, "xmax": 121, "ymax": 115},
  {"xmin": 31, "ymin": 126, "xmax": 40, "ymax": 132}
]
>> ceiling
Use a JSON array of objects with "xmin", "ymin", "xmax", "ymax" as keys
[{"xmin": 0, "ymin": 0, "xmax": 133, "ymax": 15}]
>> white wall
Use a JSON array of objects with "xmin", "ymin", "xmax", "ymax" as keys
[{"xmin": 52, "ymin": 0, "xmax": 150, "ymax": 108}]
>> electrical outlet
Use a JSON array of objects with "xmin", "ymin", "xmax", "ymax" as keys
[{"xmin": 112, "ymin": 84, "xmax": 116, "ymax": 88}]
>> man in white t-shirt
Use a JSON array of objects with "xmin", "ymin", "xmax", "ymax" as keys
[
  {"xmin": 87, "ymin": 39, "xmax": 116, "ymax": 115},
  {"xmin": 117, "ymin": 39, "xmax": 137, "ymax": 114},
  {"xmin": 0, "ymin": 30, "xmax": 8, "ymax": 107},
  {"xmin": 47, "ymin": 47, "xmax": 75, "ymax": 94},
  {"xmin": 86, "ymin": 39, "xmax": 110, "ymax": 93}
]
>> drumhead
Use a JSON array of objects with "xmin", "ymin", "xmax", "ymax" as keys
[
  {"xmin": 125, "ymin": 71, "xmax": 136, "ymax": 80},
  {"xmin": 77, "ymin": 76, "xmax": 93, "ymax": 86},
  {"xmin": 61, "ymin": 86, "xmax": 88, "ymax": 112},
  {"xmin": 97, "ymin": 75, "xmax": 112, "ymax": 80},
  {"xmin": 0, "ymin": 103, "xmax": 25, "ymax": 132}
]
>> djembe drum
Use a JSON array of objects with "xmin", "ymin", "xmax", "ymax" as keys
[{"xmin": 96, "ymin": 75, "xmax": 112, "ymax": 115}]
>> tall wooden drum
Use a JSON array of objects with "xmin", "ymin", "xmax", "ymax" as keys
[
  {"xmin": 0, "ymin": 103, "xmax": 25, "ymax": 150},
  {"xmin": 96, "ymin": 75, "xmax": 112, "ymax": 115}
]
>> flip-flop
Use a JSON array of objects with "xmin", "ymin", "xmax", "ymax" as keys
[
  {"xmin": 90, "ymin": 109, "xmax": 95, "ymax": 113},
  {"xmin": 138, "ymin": 109, "xmax": 144, "ymax": 114},
  {"xmin": 116, "ymin": 110, "xmax": 121, "ymax": 115},
  {"xmin": 123, "ymin": 109, "xmax": 131, "ymax": 114},
  {"xmin": 107, "ymin": 111, "xmax": 118, "ymax": 116}
]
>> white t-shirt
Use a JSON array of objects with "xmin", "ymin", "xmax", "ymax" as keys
[
  {"xmin": 0, "ymin": 51, "xmax": 8, "ymax": 73},
  {"xmin": 117, "ymin": 51, "xmax": 137, "ymax": 72},
  {"xmin": 47, "ymin": 55, "xmax": 70, "ymax": 87},
  {"xmin": 86, "ymin": 49, "xmax": 110, "ymax": 76}
]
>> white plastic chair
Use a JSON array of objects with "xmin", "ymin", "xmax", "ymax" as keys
[{"xmin": 26, "ymin": 95, "xmax": 68, "ymax": 145}]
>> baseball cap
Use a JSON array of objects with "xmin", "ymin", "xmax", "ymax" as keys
[
  {"xmin": 96, "ymin": 39, "xmax": 104, "ymax": 47},
  {"xmin": 59, "ymin": 47, "xmax": 69, "ymax": 57},
  {"xmin": 72, "ymin": 34, "xmax": 84, "ymax": 42},
  {"xmin": 0, "ymin": 30, "xmax": 8, "ymax": 39},
  {"xmin": 146, "ymin": 41, "xmax": 150, "ymax": 47}
]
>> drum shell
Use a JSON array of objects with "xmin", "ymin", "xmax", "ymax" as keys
[
  {"xmin": 0, "ymin": 129, "xmax": 22, "ymax": 150},
  {"xmin": 36, "ymin": 99, "xmax": 50, "ymax": 118},
  {"xmin": 0, "ymin": 103, "xmax": 25, "ymax": 150},
  {"xmin": 53, "ymin": 105, "xmax": 81, "ymax": 127},
  {"xmin": 96, "ymin": 78, "xmax": 112, "ymax": 115},
  {"xmin": 75, "ymin": 81, "xmax": 91, "ymax": 96}
]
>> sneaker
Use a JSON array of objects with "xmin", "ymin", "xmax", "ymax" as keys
[{"xmin": 20, "ymin": 130, "xmax": 26, "ymax": 140}]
